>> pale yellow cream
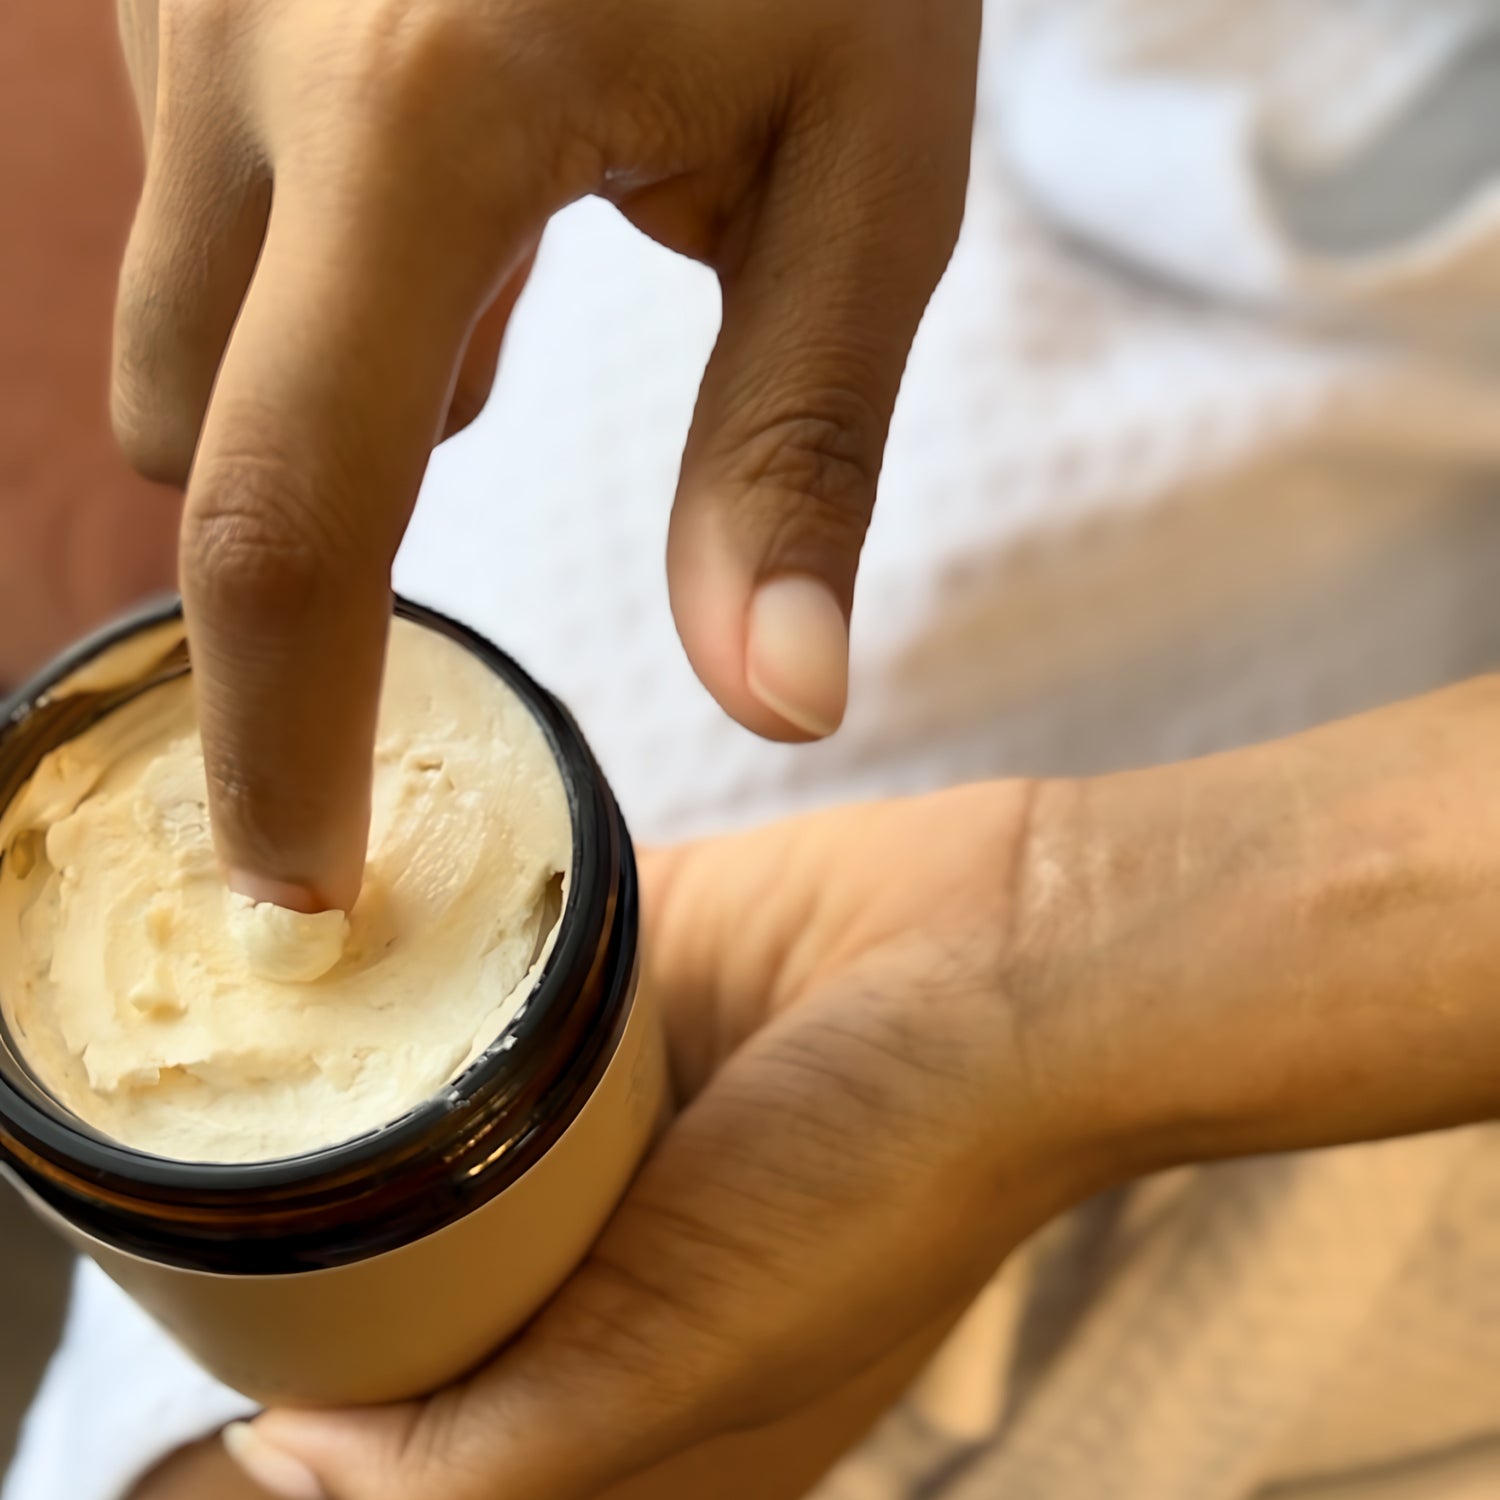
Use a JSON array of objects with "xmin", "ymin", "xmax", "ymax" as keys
[{"xmin": 0, "ymin": 619, "xmax": 571, "ymax": 1164}]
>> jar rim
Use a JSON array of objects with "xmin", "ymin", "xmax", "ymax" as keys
[{"xmin": 0, "ymin": 596, "xmax": 639, "ymax": 1272}]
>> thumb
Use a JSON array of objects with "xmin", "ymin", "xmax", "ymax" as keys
[
  {"xmin": 228, "ymin": 982, "xmax": 1010, "ymax": 1500},
  {"xmin": 668, "ymin": 104, "xmax": 970, "ymax": 742}
]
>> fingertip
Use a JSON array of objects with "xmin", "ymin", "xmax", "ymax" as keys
[
  {"xmin": 668, "ymin": 511, "xmax": 848, "ymax": 743},
  {"xmin": 201, "ymin": 738, "xmax": 370, "ymax": 919},
  {"xmin": 224, "ymin": 869, "xmax": 338, "ymax": 917},
  {"xmin": 223, "ymin": 1422, "xmax": 328, "ymax": 1500},
  {"xmin": 745, "ymin": 576, "xmax": 848, "ymax": 740},
  {"xmin": 251, "ymin": 1404, "xmax": 429, "ymax": 1500}
]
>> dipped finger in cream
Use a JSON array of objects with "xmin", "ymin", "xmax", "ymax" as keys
[{"xmin": 0, "ymin": 599, "xmax": 664, "ymax": 1404}]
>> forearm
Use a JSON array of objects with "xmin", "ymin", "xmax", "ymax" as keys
[{"xmin": 1023, "ymin": 676, "xmax": 1500, "ymax": 1172}]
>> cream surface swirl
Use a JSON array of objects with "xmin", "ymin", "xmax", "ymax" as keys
[{"xmin": 0, "ymin": 619, "xmax": 571, "ymax": 1163}]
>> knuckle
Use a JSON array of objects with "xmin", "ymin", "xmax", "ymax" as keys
[
  {"xmin": 318, "ymin": 0, "xmax": 592, "ymax": 206},
  {"xmin": 301, "ymin": 3, "xmax": 524, "ymax": 225},
  {"xmin": 181, "ymin": 450, "xmax": 352, "ymax": 626},
  {"xmin": 727, "ymin": 399, "xmax": 881, "ymax": 565},
  {"xmin": 346, "ymin": 1, "xmax": 503, "ymax": 137}
]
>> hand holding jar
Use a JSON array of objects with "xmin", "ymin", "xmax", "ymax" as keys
[{"xmin": 218, "ymin": 681, "xmax": 1500, "ymax": 1500}]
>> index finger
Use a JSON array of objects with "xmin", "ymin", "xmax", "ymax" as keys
[{"xmin": 182, "ymin": 182, "xmax": 521, "ymax": 911}]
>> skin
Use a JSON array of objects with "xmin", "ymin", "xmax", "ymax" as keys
[
  {"xmin": 133, "ymin": 1321, "xmax": 960, "ymax": 1500},
  {"xmin": 111, "ymin": 0, "xmax": 983, "ymax": 912},
  {"xmin": 122, "ymin": 678, "xmax": 1500, "ymax": 1500}
]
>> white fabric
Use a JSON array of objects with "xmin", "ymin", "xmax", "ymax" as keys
[
  {"xmin": 1003, "ymin": 0, "xmax": 1500, "ymax": 328},
  {"xmin": 9, "ymin": 1, "xmax": 1500, "ymax": 1495},
  {"xmin": 3, "ymin": 1259, "xmax": 253, "ymax": 1500}
]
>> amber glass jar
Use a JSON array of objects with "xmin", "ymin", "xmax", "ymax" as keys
[{"xmin": 0, "ymin": 598, "xmax": 666, "ymax": 1405}]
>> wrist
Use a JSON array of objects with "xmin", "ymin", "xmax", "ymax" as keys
[{"xmin": 1009, "ymin": 681, "xmax": 1500, "ymax": 1179}]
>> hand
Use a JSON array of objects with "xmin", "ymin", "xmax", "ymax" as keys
[
  {"xmin": 111, "ymin": 0, "xmax": 982, "ymax": 911},
  {"xmin": 221, "ymin": 782, "xmax": 1110, "ymax": 1500},
  {"xmin": 220, "ymin": 680, "xmax": 1500, "ymax": 1500}
]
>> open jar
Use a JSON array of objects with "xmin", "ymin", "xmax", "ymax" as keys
[{"xmin": 0, "ymin": 597, "xmax": 666, "ymax": 1405}]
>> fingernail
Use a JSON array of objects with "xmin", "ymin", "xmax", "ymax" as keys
[
  {"xmin": 223, "ymin": 1421, "xmax": 327, "ymax": 1500},
  {"xmin": 746, "ymin": 576, "xmax": 849, "ymax": 738},
  {"xmin": 225, "ymin": 869, "xmax": 327, "ymax": 916}
]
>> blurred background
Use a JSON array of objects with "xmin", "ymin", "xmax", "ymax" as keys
[{"xmin": 0, "ymin": 0, "xmax": 176, "ymax": 1470}]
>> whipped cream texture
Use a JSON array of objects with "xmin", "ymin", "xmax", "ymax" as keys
[{"xmin": 0, "ymin": 619, "xmax": 571, "ymax": 1163}]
